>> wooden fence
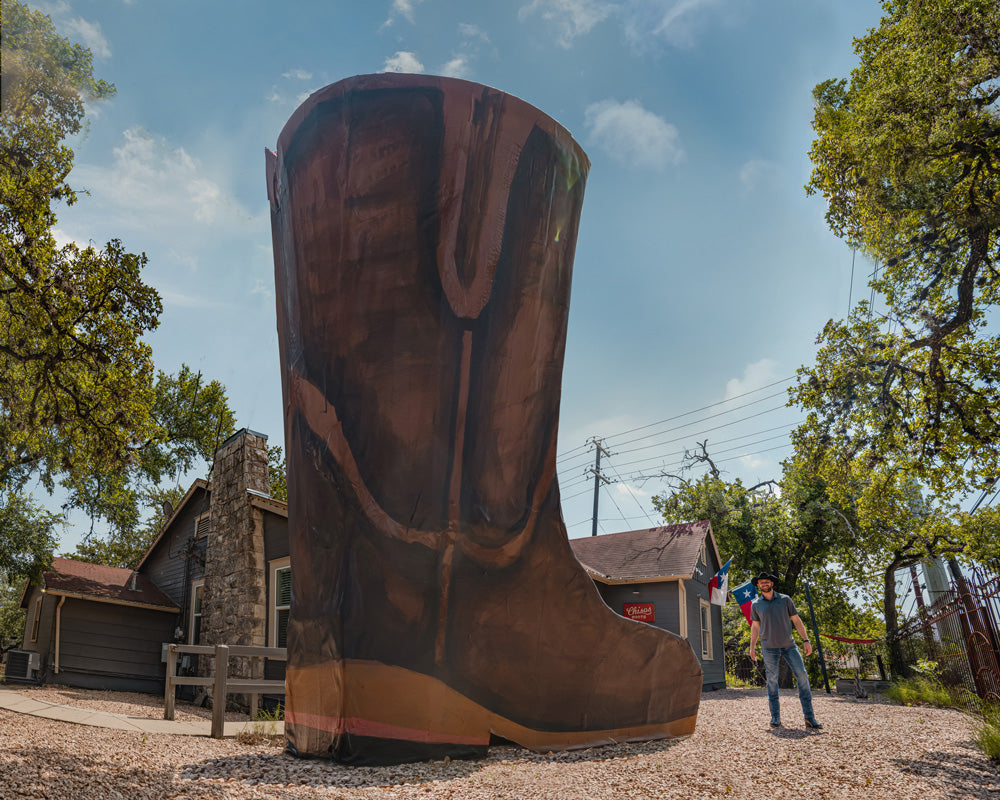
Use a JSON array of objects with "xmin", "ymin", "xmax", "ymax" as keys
[{"xmin": 164, "ymin": 643, "xmax": 287, "ymax": 738}]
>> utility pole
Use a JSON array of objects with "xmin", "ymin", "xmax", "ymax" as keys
[
  {"xmin": 587, "ymin": 438, "xmax": 611, "ymax": 537},
  {"xmin": 803, "ymin": 581, "xmax": 830, "ymax": 693}
]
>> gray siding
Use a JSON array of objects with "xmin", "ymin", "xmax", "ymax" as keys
[
  {"xmin": 596, "ymin": 581, "xmax": 681, "ymax": 633},
  {"xmin": 263, "ymin": 511, "xmax": 289, "ymax": 686},
  {"xmin": 18, "ymin": 587, "xmax": 57, "ymax": 671},
  {"xmin": 684, "ymin": 540, "xmax": 726, "ymax": 689},
  {"xmin": 143, "ymin": 486, "xmax": 209, "ymax": 608},
  {"xmin": 593, "ymin": 532, "xmax": 728, "ymax": 690},
  {"xmin": 53, "ymin": 598, "xmax": 177, "ymax": 693},
  {"xmin": 264, "ymin": 512, "xmax": 289, "ymax": 562}
]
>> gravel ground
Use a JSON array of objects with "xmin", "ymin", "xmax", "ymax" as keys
[
  {"xmin": 17, "ymin": 685, "xmax": 248, "ymax": 723},
  {"xmin": 2, "ymin": 686, "xmax": 998, "ymax": 799}
]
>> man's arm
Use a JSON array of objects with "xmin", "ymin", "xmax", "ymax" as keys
[
  {"xmin": 790, "ymin": 614, "xmax": 813, "ymax": 656},
  {"xmin": 749, "ymin": 620, "xmax": 760, "ymax": 661}
]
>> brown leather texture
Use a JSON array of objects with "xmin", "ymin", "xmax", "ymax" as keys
[{"xmin": 268, "ymin": 74, "xmax": 701, "ymax": 765}]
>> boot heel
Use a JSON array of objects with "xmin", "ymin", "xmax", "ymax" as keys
[{"xmin": 286, "ymin": 659, "xmax": 699, "ymax": 762}]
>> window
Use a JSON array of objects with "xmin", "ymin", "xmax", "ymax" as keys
[
  {"xmin": 677, "ymin": 582, "xmax": 688, "ymax": 638},
  {"xmin": 190, "ymin": 580, "xmax": 205, "ymax": 644},
  {"xmin": 699, "ymin": 599, "xmax": 713, "ymax": 660},
  {"xmin": 271, "ymin": 559, "xmax": 291, "ymax": 648},
  {"xmin": 194, "ymin": 513, "xmax": 211, "ymax": 539},
  {"xmin": 30, "ymin": 597, "xmax": 42, "ymax": 642},
  {"xmin": 699, "ymin": 538, "xmax": 707, "ymax": 566}
]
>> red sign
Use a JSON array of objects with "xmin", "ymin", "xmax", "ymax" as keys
[{"xmin": 624, "ymin": 602, "xmax": 654, "ymax": 622}]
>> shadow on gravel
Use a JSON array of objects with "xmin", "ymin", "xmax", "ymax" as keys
[
  {"xmin": 5, "ymin": 745, "xmax": 210, "ymax": 799},
  {"xmin": 179, "ymin": 737, "xmax": 690, "ymax": 790},
  {"xmin": 891, "ymin": 743, "xmax": 1000, "ymax": 799}
]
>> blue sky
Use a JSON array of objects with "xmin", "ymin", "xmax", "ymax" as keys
[{"xmin": 30, "ymin": 0, "xmax": 887, "ymax": 549}]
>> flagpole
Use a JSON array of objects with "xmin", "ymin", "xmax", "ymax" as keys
[{"xmin": 803, "ymin": 581, "xmax": 831, "ymax": 694}]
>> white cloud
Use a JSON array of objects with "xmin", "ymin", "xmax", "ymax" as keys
[
  {"xmin": 34, "ymin": 1, "xmax": 111, "ymax": 58},
  {"xmin": 621, "ymin": 0, "xmax": 729, "ymax": 49},
  {"xmin": 458, "ymin": 23, "xmax": 490, "ymax": 43},
  {"xmin": 155, "ymin": 286, "xmax": 220, "ymax": 309},
  {"xmin": 250, "ymin": 279, "xmax": 273, "ymax": 299},
  {"xmin": 61, "ymin": 15, "xmax": 110, "ymax": 58},
  {"xmin": 739, "ymin": 159, "xmax": 782, "ymax": 191},
  {"xmin": 584, "ymin": 99, "xmax": 683, "ymax": 170},
  {"xmin": 519, "ymin": 0, "xmax": 612, "ymax": 47},
  {"xmin": 72, "ymin": 127, "xmax": 244, "ymax": 227},
  {"xmin": 383, "ymin": 0, "xmax": 423, "ymax": 27},
  {"xmin": 282, "ymin": 68, "xmax": 313, "ymax": 81},
  {"xmin": 724, "ymin": 358, "xmax": 781, "ymax": 401},
  {"xmin": 519, "ymin": 0, "xmax": 734, "ymax": 50},
  {"xmin": 440, "ymin": 56, "xmax": 470, "ymax": 79},
  {"xmin": 382, "ymin": 51, "xmax": 425, "ymax": 74},
  {"xmin": 615, "ymin": 482, "xmax": 649, "ymax": 499}
]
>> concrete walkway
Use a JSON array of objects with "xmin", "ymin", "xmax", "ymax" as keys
[{"xmin": 0, "ymin": 684, "xmax": 277, "ymax": 737}]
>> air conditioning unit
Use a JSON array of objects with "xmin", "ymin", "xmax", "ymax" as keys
[{"xmin": 4, "ymin": 649, "xmax": 40, "ymax": 683}]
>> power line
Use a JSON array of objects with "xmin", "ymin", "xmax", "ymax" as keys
[
  {"xmin": 607, "ymin": 391, "xmax": 792, "ymax": 449},
  {"xmin": 601, "ymin": 480, "xmax": 631, "ymax": 528},
  {"xmin": 558, "ymin": 413, "xmax": 800, "ymax": 488},
  {"xmin": 602, "ymin": 456, "xmax": 658, "ymax": 527},
  {"xmin": 557, "ymin": 375, "xmax": 796, "ymax": 460},
  {"xmin": 613, "ymin": 406, "xmax": 796, "ymax": 457}
]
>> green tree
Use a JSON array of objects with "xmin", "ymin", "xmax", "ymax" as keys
[
  {"xmin": 1, "ymin": 0, "xmax": 163, "ymax": 494},
  {"xmin": 795, "ymin": 0, "xmax": 1000, "ymax": 506},
  {"xmin": 0, "ymin": 493, "xmax": 59, "ymax": 582},
  {"xmin": 268, "ymin": 444, "xmax": 287, "ymax": 502},
  {"xmin": 69, "ymin": 484, "xmax": 186, "ymax": 570},
  {"xmin": 1, "ymin": 2, "xmax": 238, "ymax": 570},
  {"xmin": 652, "ymin": 449, "xmax": 856, "ymax": 599},
  {"xmin": 1, "ymin": 578, "xmax": 26, "ymax": 654}
]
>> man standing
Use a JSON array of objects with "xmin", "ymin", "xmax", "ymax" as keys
[{"xmin": 748, "ymin": 572, "xmax": 822, "ymax": 730}]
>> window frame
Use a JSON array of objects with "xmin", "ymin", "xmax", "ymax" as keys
[
  {"xmin": 270, "ymin": 557, "xmax": 291, "ymax": 649},
  {"xmin": 30, "ymin": 596, "xmax": 42, "ymax": 642},
  {"xmin": 678, "ymin": 581, "xmax": 688, "ymax": 639},
  {"xmin": 189, "ymin": 579, "xmax": 205, "ymax": 644},
  {"xmin": 699, "ymin": 598, "xmax": 713, "ymax": 660}
]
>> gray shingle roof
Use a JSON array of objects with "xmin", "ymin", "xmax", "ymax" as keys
[{"xmin": 569, "ymin": 521, "xmax": 714, "ymax": 581}]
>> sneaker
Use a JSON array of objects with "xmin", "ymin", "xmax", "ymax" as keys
[
  {"xmin": 804, "ymin": 718, "xmax": 823, "ymax": 729},
  {"xmin": 769, "ymin": 719, "xmax": 781, "ymax": 728}
]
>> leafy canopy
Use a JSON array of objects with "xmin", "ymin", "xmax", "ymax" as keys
[
  {"xmin": 796, "ymin": 0, "xmax": 1000, "ymax": 505},
  {"xmin": 1, "ymin": 1, "xmax": 237, "ymax": 572}
]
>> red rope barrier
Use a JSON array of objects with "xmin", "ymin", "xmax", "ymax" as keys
[{"xmin": 820, "ymin": 633, "xmax": 881, "ymax": 645}]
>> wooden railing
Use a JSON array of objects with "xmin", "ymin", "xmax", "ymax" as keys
[{"xmin": 164, "ymin": 643, "xmax": 287, "ymax": 738}]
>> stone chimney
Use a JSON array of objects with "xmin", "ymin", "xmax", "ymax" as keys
[{"xmin": 201, "ymin": 429, "xmax": 270, "ymax": 679}]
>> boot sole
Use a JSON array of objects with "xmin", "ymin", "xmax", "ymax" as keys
[{"xmin": 286, "ymin": 660, "xmax": 698, "ymax": 757}]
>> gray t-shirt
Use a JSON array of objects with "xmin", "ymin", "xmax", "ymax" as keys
[{"xmin": 750, "ymin": 592, "xmax": 798, "ymax": 648}]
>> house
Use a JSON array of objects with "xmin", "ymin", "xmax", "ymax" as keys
[
  {"xmin": 8, "ymin": 427, "xmax": 726, "ymax": 694},
  {"xmin": 569, "ymin": 521, "xmax": 727, "ymax": 691},
  {"xmin": 10, "ymin": 558, "xmax": 179, "ymax": 692},
  {"xmin": 9, "ymin": 429, "xmax": 290, "ymax": 691}
]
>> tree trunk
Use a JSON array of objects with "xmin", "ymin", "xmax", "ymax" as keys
[{"xmin": 884, "ymin": 560, "xmax": 910, "ymax": 679}]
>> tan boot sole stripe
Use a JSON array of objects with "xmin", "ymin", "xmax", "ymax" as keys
[{"xmin": 286, "ymin": 660, "xmax": 697, "ymax": 753}]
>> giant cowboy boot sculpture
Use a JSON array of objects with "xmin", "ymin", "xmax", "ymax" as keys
[{"xmin": 267, "ymin": 74, "xmax": 703, "ymax": 766}]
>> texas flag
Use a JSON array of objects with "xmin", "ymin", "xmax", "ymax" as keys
[
  {"xmin": 708, "ymin": 558, "xmax": 732, "ymax": 606},
  {"xmin": 731, "ymin": 579, "xmax": 757, "ymax": 624}
]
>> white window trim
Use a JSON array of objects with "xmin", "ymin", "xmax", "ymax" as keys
[
  {"xmin": 699, "ymin": 598, "xmax": 714, "ymax": 660},
  {"xmin": 189, "ymin": 579, "xmax": 205, "ymax": 644},
  {"xmin": 270, "ymin": 557, "xmax": 291, "ymax": 648},
  {"xmin": 30, "ymin": 596, "xmax": 42, "ymax": 642},
  {"xmin": 678, "ymin": 581, "xmax": 688, "ymax": 639}
]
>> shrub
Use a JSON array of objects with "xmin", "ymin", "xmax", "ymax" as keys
[
  {"xmin": 726, "ymin": 671, "xmax": 754, "ymax": 689},
  {"xmin": 885, "ymin": 677, "xmax": 953, "ymax": 708},
  {"xmin": 976, "ymin": 704, "xmax": 1000, "ymax": 763}
]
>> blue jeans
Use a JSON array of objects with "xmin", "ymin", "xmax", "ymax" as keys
[{"xmin": 762, "ymin": 645, "xmax": 815, "ymax": 723}]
